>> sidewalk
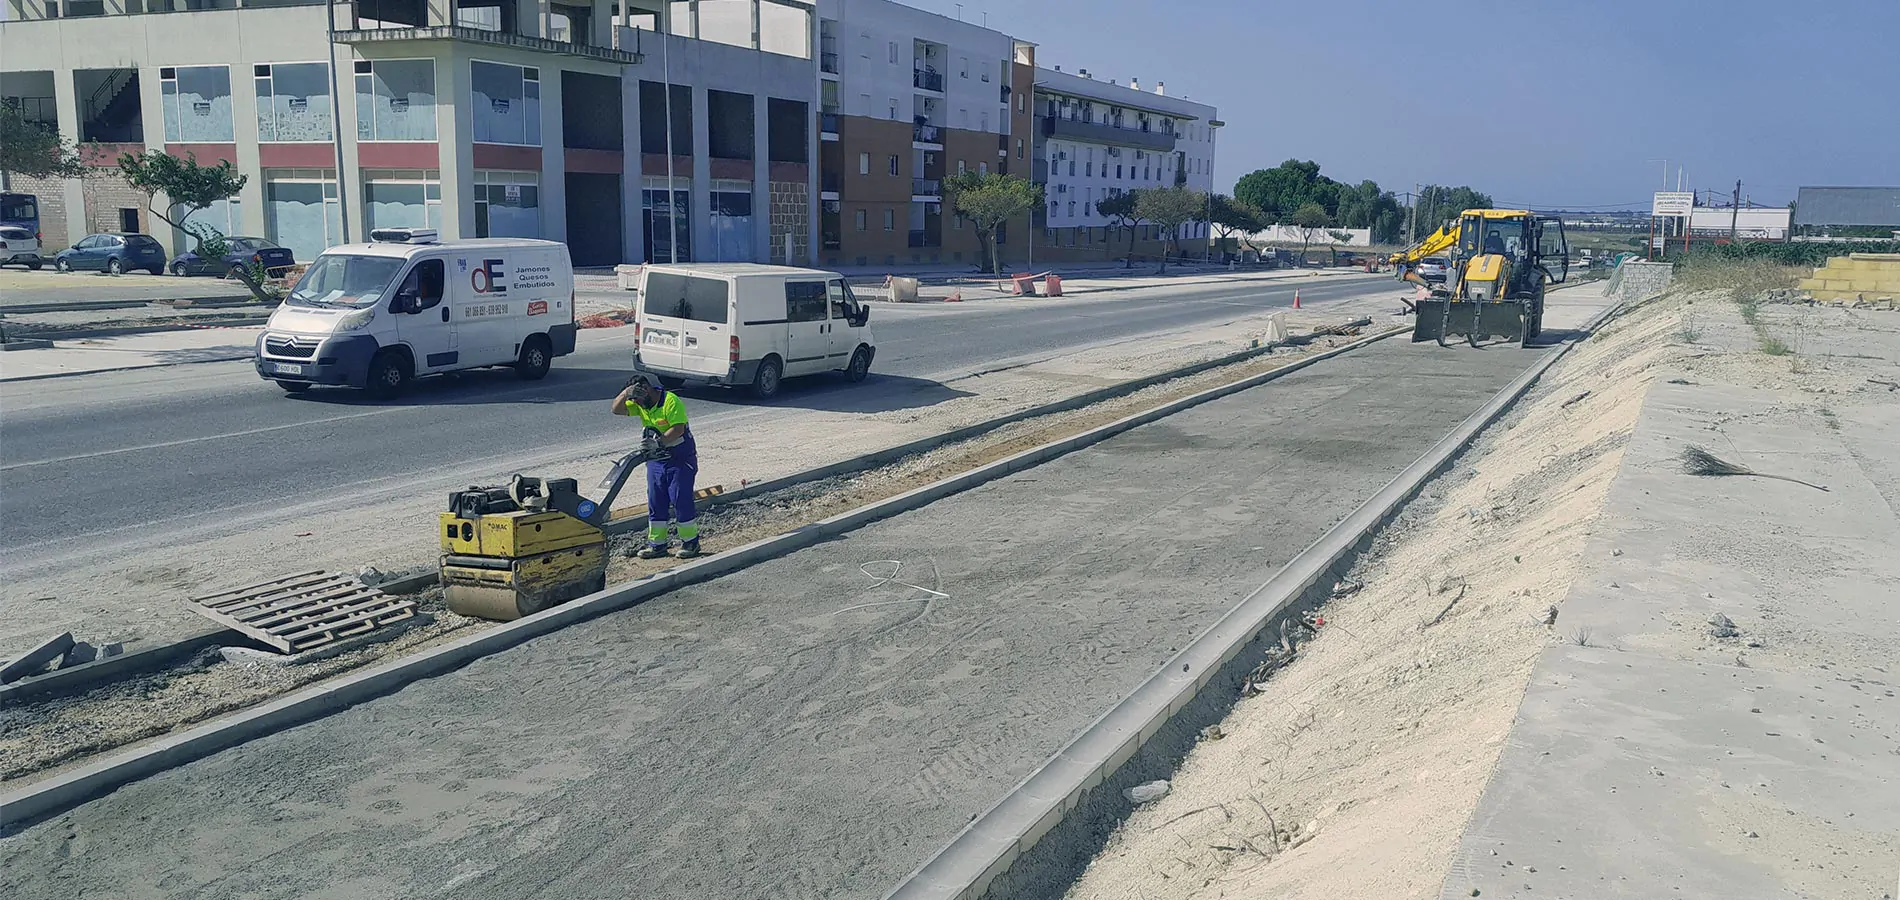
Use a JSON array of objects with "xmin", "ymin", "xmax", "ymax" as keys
[
  {"xmin": 1439, "ymin": 309, "xmax": 1900, "ymax": 897},
  {"xmin": 0, "ymin": 326, "xmax": 261, "ymax": 381},
  {"xmin": 0, "ymin": 268, "xmax": 251, "ymax": 310}
]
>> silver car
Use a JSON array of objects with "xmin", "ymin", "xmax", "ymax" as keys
[
  {"xmin": 0, "ymin": 225, "xmax": 42, "ymax": 270},
  {"xmin": 1415, "ymin": 256, "xmax": 1450, "ymax": 283}
]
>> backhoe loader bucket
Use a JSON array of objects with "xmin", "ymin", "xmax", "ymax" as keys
[{"xmin": 1411, "ymin": 299, "xmax": 1528, "ymax": 347}]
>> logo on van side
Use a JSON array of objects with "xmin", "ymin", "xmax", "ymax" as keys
[
  {"xmin": 527, "ymin": 300, "xmax": 548, "ymax": 316},
  {"xmin": 471, "ymin": 258, "xmax": 508, "ymax": 295}
]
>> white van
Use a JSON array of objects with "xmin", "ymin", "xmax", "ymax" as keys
[
  {"xmin": 632, "ymin": 263, "xmax": 875, "ymax": 399},
  {"xmin": 254, "ymin": 229, "xmax": 576, "ymax": 396}
]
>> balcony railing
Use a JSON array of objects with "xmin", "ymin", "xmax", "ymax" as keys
[
  {"xmin": 820, "ymin": 112, "xmax": 840, "ymax": 135},
  {"xmin": 1041, "ymin": 115, "xmax": 1176, "ymax": 152},
  {"xmin": 822, "ymin": 173, "xmax": 840, "ymax": 193},
  {"xmin": 913, "ymin": 69, "xmax": 944, "ymax": 92},
  {"xmin": 821, "ymin": 52, "xmax": 839, "ymax": 74},
  {"xmin": 334, "ymin": 23, "xmax": 643, "ymax": 64},
  {"xmin": 911, "ymin": 178, "xmax": 941, "ymax": 197},
  {"xmin": 909, "ymin": 229, "xmax": 941, "ymax": 248},
  {"xmin": 912, "ymin": 123, "xmax": 941, "ymax": 145}
]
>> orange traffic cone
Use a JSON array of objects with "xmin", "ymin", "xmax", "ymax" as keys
[{"xmin": 1292, "ymin": 290, "xmax": 1302, "ymax": 309}]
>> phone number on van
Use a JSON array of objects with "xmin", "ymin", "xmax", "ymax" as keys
[{"xmin": 464, "ymin": 303, "xmax": 509, "ymax": 318}]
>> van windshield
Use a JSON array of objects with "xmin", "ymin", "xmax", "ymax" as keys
[
  {"xmin": 643, "ymin": 272, "xmax": 730, "ymax": 324},
  {"xmin": 287, "ymin": 254, "xmax": 405, "ymax": 309}
]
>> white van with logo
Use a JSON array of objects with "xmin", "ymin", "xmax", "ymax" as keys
[
  {"xmin": 255, "ymin": 229, "xmax": 576, "ymax": 396},
  {"xmin": 632, "ymin": 263, "xmax": 875, "ymax": 399}
]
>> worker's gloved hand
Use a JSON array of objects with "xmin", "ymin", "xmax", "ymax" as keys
[{"xmin": 640, "ymin": 427, "xmax": 671, "ymax": 461}]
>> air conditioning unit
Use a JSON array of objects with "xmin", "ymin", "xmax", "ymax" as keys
[
  {"xmin": 1057, "ymin": 151, "xmax": 1068, "ymax": 160},
  {"xmin": 1056, "ymin": 184, "xmax": 1068, "ymax": 193}
]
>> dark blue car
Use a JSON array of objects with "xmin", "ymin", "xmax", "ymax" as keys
[
  {"xmin": 54, "ymin": 232, "xmax": 168, "ymax": 275},
  {"xmin": 168, "ymin": 236, "xmax": 296, "ymax": 278}
]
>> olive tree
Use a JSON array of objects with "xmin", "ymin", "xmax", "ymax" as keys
[
  {"xmin": 118, "ymin": 150, "xmax": 275, "ymax": 301},
  {"xmin": 944, "ymin": 170, "xmax": 1043, "ymax": 275}
]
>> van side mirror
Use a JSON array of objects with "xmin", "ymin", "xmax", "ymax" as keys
[{"xmin": 850, "ymin": 304, "xmax": 870, "ymax": 327}]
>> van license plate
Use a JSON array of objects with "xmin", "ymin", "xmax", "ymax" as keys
[
  {"xmin": 644, "ymin": 330, "xmax": 678, "ymax": 348},
  {"xmin": 274, "ymin": 363, "xmax": 304, "ymax": 374}
]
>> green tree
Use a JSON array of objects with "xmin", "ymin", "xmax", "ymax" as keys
[
  {"xmin": 1207, "ymin": 193, "xmax": 1265, "ymax": 259},
  {"xmin": 1096, "ymin": 190, "xmax": 1148, "ymax": 268},
  {"xmin": 944, "ymin": 170, "xmax": 1043, "ymax": 275},
  {"xmin": 1289, "ymin": 202, "xmax": 1332, "ymax": 259},
  {"xmin": 116, "ymin": 150, "xmax": 271, "ymax": 300},
  {"xmin": 0, "ymin": 105, "xmax": 87, "ymax": 179},
  {"xmin": 1135, "ymin": 185, "xmax": 1207, "ymax": 273}
]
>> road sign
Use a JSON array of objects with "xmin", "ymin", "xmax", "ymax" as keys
[{"xmin": 1652, "ymin": 192, "xmax": 1694, "ymax": 217}]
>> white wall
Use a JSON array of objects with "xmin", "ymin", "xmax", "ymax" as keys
[
  {"xmin": 1688, "ymin": 206, "xmax": 1791, "ymax": 239},
  {"xmin": 816, "ymin": 0, "xmax": 1011, "ymax": 134},
  {"xmin": 1242, "ymin": 225, "xmax": 1371, "ymax": 247}
]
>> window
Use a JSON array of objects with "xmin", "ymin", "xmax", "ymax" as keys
[
  {"xmin": 883, "ymin": 209, "xmax": 894, "ymax": 231},
  {"xmin": 1017, "ymin": 94, "xmax": 1025, "ymax": 114},
  {"xmin": 889, "ymin": 99, "xmax": 900, "ymax": 121},
  {"xmin": 471, "ymin": 61, "xmax": 540, "ymax": 146},
  {"xmin": 956, "ymin": 159, "xmax": 966, "ymax": 173},
  {"xmin": 396, "ymin": 259, "xmax": 446, "ymax": 312},
  {"xmin": 1016, "ymin": 139, "xmax": 1024, "ymax": 159},
  {"xmin": 473, "ymin": 170, "xmax": 539, "ymax": 238},
  {"xmin": 859, "ymin": 152, "xmax": 870, "ymax": 175},
  {"xmin": 1067, "ymin": 201, "xmax": 1075, "ymax": 217},
  {"xmin": 979, "ymin": 111, "xmax": 987, "ymax": 132},
  {"xmin": 1117, "ymin": 165, "xmax": 1123, "ymax": 179},
  {"xmin": 254, "ymin": 63, "xmax": 332, "ymax": 142},
  {"xmin": 828, "ymin": 280, "xmax": 850, "ymax": 318},
  {"xmin": 642, "ymin": 272, "xmax": 730, "ymax": 324},
  {"xmin": 889, "ymin": 155, "xmax": 900, "ymax": 176},
  {"xmin": 855, "ymin": 209, "xmax": 867, "ymax": 231},
  {"xmin": 161, "ymin": 65, "xmax": 234, "ymax": 143},
  {"xmin": 959, "ymin": 57, "xmax": 968, "ymax": 78},
  {"xmin": 978, "ymin": 162, "xmax": 987, "ymax": 175},
  {"xmin": 362, "ymin": 169, "xmax": 442, "ymax": 233},
  {"xmin": 1068, "ymin": 160, "xmax": 1075, "ymax": 176},
  {"xmin": 787, "ymin": 281, "xmax": 829, "ymax": 322},
  {"xmin": 355, "ymin": 59, "xmax": 437, "ymax": 141},
  {"xmin": 888, "ymin": 42, "xmax": 898, "ymax": 64},
  {"xmin": 264, "ymin": 168, "xmax": 341, "ymax": 262},
  {"xmin": 1085, "ymin": 162, "xmax": 1092, "ymax": 177}
]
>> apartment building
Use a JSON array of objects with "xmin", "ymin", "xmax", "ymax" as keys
[
  {"xmin": 813, "ymin": 0, "xmax": 1020, "ymax": 269},
  {"xmin": 1029, "ymin": 63, "xmax": 1219, "ymax": 264},
  {"xmin": 0, "ymin": 0, "xmax": 818, "ymax": 267}
]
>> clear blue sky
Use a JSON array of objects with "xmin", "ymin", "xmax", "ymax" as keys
[{"xmin": 906, "ymin": 0, "xmax": 1900, "ymax": 209}]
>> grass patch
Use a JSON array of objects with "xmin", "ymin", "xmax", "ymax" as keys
[
  {"xmin": 1673, "ymin": 254, "xmax": 1805, "ymax": 304},
  {"xmin": 1759, "ymin": 335, "xmax": 1792, "ymax": 356}
]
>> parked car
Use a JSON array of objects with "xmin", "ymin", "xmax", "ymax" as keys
[
  {"xmin": 1415, "ymin": 256, "xmax": 1451, "ymax": 283},
  {"xmin": 54, "ymin": 232, "xmax": 167, "ymax": 275},
  {"xmin": 169, "ymin": 236, "xmax": 296, "ymax": 278},
  {"xmin": 0, "ymin": 225, "xmax": 43, "ymax": 270}
]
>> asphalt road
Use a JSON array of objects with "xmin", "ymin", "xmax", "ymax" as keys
[
  {"xmin": 0, "ymin": 274, "xmax": 1386, "ymax": 578},
  {"xmin": 0, "ymin": 334, "xmax": 1551, "ymax": 899}
]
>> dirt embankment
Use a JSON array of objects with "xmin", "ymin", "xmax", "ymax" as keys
[{"xmin": 1062, "ymin": 291, "xmax": 1689, "ymax": 899}]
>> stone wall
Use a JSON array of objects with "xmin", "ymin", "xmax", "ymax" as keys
[
  {"xmin": 5, "ymin": 173, "xmax": 70, "ymax": 249},
  {"xmin": 768, "ymin": 180, "xmax": 808, "ymax": 265},
  {"xmin": 1612, "ymin": 259, "xmax": 1674, "ymax": 301}
]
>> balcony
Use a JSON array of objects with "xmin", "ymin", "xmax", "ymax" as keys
[
  {"xmin": 1041, "ymin": 115, "xmax": 1176, "ymax": 152},
  {"xmin": 911, "ymin": 178, "xmax": 941, "ymax": 198},
  {"xmin": 908, "ymin": 229, "xmax": 941, "ymax": 248},
  {"xmin": 912, "ymin": 123, "xmax": 942, "ymax": 146},
  {"xmin": 913, "ymin": 69, "xmax": 945, "ymax": 93},
  {"xmin": 822, "ymin": 173, "xmax": 841, "ymax": 194},
  {"xmin": 335, "ymin": 23, "xmax": 643, "ymax": 64},
  {"xmin": 821, "ymin": 52, "xmax": 839, "ymax": 74},
  {"xmin": 820, "ymin": 112, "xmax": 840, "ymax": 136}
]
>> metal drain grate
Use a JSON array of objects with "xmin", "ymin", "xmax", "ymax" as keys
[{"xmin": 186, "ymin": 571, "xmax": 417, "ymax": 654}]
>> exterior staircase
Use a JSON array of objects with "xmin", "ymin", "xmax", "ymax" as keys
[{"xmin": 1799, "ymin": 253, "xmax": 1900, "ymax": 305}]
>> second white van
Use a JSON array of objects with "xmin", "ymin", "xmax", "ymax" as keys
[
  {"xmin": 255, "ymin": 229, "xmax": 576, "ymax": 397},
  {"xmin": 632, "ymin": 263, "xmax": 875, "ymax": 399}
]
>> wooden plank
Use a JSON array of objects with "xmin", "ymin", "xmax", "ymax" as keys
[
  {"xmin": 205, "ymin": 575, "xmax": 354, "ymax": 613},
  {"xmin": 252, "ymin": 590, "xmax": 392, "ymax": 632},
  {"xmin": 280, "ymin": 602, "xmax": 417, "ymax": 648},
  {"xmin": 184, "ymin": 604, "xmax": 293, "ymax": 653},
  {"xmin": 193, "ymin": 571, "xmax": 330, "ymax": 606},
  {"xmin": 219, "ymin": 582, "xmax": 369, "ymax": 620},
  {"xmin": 607, "ymin": 484, "xmax": 725, "ymax": 523}
]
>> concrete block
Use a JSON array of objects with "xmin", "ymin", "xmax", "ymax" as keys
[
  {"xmin": 1823, "ymin": 279, "xmax": 1854, "ymax": 291},
  {"xmin": 0, "ymin": 339, "xmax": 56, "ymax": 351},
  {"xmin": 58, "ymin": 642, "xmax": 99, "ymax": 669},
  {"xmin": 1796, "ymin": 278, "xmax": 1825, "ymax": 291},
  {"xmin": 1, "ymin": 632, "xmax": 75, "ymax": 683}
]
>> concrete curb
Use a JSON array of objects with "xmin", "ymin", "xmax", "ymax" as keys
[
  {"xmin": 881, "ymin": 302, "xmax": 1623, "ymax": 900},
  {"xmin": 0, "ymin": 326, "xmax": 1404, "ymax": 831},
  {"xmin": 0, "ymin": 628, "xmax": 230, "ymax": 706},
  {"xmin": 0, "ymin": 351, "xmax": 258, "ymax": 384}
]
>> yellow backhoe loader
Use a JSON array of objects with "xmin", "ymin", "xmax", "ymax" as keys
[{"xmin": 1390, "ymin": 209, "xmax": 1570, "ymax": 346}]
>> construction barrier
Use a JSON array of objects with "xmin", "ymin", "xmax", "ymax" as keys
[
  {"xmin": 1009, "ymin": 273, "xmax": 1036, "ymax": 296},
  {"xmin": 886, "ymin": 275, "xmax": 921, "ymax": 302},
  {"xmin": 1044, "ymin": 273, "xmax": 1063, "ymax": 297}
]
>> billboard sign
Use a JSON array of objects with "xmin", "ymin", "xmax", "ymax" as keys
[{"xmin": 1652, "ymin": 192, "xmax": 1695, "ymax": 217}]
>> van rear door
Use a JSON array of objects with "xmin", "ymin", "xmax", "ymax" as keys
[{"xmin": 640, "ymin": 270, "xmax": 732, "ymax": 378}]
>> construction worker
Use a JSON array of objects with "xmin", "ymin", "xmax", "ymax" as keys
[{"xmin": 611, "ymin": 374, "xmax": 701, "ymax": 559}]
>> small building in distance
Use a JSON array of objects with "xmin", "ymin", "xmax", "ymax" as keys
[{"xmin": 1794, "ymin": 186, "xmax": 1900, "ymax": 237}]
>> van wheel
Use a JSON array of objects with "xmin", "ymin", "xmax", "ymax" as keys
[
  {"xmin": 845, "ymin": 346, "xmax": 872, "ymax": 383},
  {"xmin": 515, "ymin": 335, "xmax": 552, "ymax": 380},
  {"xmin": 277, "ymin": 380, "xmax": 312, "ymax": 394},
  {"xmin": 749, "ymin": 356, "xmax": 783, "ymax": 400},
  {"xmin": 365, "ymin": 350, "xmax": 411, "ymax": 399}
]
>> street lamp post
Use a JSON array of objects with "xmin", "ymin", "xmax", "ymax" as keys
[{"xmin": 325, "ymin": 0, "xmax": 352, "ymax": 243}]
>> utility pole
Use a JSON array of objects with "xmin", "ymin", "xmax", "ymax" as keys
[
  {"xmin": 1730, "ymin": 179, "xmax": 1742, "ymax": 243},
  {"xmin": 1406, "ymin": 183, "xmax": 1419, "ymax": 246}
]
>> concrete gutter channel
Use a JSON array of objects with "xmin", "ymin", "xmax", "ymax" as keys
[
  {"xmin": 0, "ymin": 322, "xmax": 1398, "ymax": 828},
  {"xmin": 886, "ymin": 300, "xmax": 1623, "ymax": 900}
]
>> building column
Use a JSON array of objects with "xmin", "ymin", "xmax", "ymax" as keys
[
  {"xmin": 621, "ymin": 71, "xmax": 643, "ymax": 263},
  {"xmin": 540, "ymin": 68, "xmax": 566, "ymax": 242},
  {"xmin": 52, "ymin": 70, "xmax": 85, "ymax": 250},
  {"xmin": 751, "ymin": 91, "xmax": 769, "ymax": 262},
  {"xmin": 438, "ymin": 46, "xmax": 474, "ymax": 240},
  {"xmin": 689, "ymin": 85, "xmax": 710, "ymax": 261},
  {"xmin": 333, "ymin": 41, "xmax": 364, "ymax": 245},
  {"xmin": 232, "ymin": 57, "xmax": 266, "ymax": 255}
]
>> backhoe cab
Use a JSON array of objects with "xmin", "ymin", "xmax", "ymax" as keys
[{"xmin": 1395, "ymin": 209, "xmax": 1568, "ymax": 347}]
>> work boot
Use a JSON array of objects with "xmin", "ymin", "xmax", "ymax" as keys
[
  {"xmin": 673, "ymin": 539, "xmax": 701, "ymax": 559},
  {"xmin": 636, "ymin": 543, "xmax": 668, "ymax": 560}
]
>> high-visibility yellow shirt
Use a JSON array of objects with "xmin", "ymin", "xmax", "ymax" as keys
[{"xmin": 627, "ymin": 392, "xmax": 689, "ymax": 434}]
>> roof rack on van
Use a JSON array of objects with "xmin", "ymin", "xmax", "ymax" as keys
[{"xmin": 369, "ymin": 227, "xmax": 439, "ymax": 244}]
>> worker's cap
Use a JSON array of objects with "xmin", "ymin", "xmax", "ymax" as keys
[{"xmin": 629, "ymin": 372, "xmax": 664, "ymax": 393}]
